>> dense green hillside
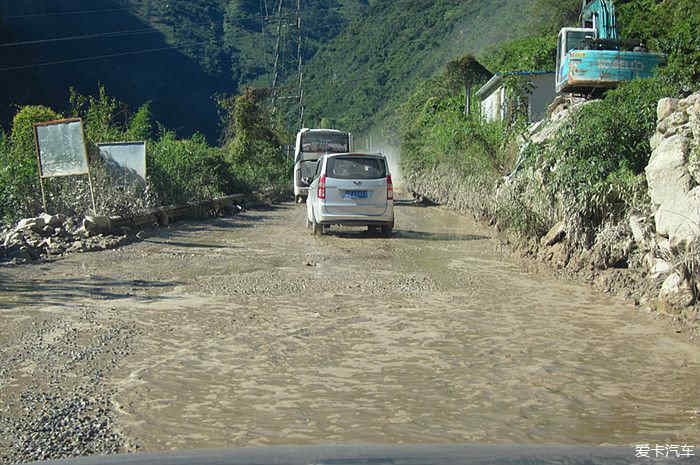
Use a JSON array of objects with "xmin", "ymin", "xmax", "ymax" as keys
[
  {"xmin": 0, "ymin": 0, "xmax": 366, "ymax": 140},
  {"xmin": 288, "ymin": 0, "xmax": 538, "ymax": 135}
]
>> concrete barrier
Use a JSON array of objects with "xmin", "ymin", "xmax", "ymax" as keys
[{"xmin": 83, "ymin": 193, "xmax": 249, "ymax": 235}]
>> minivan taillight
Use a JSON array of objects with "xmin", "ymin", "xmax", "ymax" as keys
[
  {"xmin": 386, "ymin": 174, "xmax": 393, "ymax": 200},
  {"xmin": 318, "ymin": 175, "xmax": 326, "ymax": 199}
]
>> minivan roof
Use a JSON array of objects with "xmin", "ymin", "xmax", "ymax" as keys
[{"xmin": 322, "ymin": 152, "xmax": 385, "ymax": 158}]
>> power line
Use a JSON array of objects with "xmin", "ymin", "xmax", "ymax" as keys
[
  {"xmin": 0, "ymin": 28, "xmax": 158, "ymax": 48},
  {"xmin": 2, "ymin": 7, "xmax": 133, "ymax": 20},
  {"xmin": 0, "ymin": 40, "xmax": 213, "ymax": 72}
]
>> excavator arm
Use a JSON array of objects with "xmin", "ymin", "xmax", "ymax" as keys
[{"xmin": 580, "ymin": 0, "xmax": 619, "ymax": 41}]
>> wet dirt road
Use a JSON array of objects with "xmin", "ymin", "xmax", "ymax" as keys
[{"xmin": 1, "ymin": 202, "xmax": 699, "ymax": 460}]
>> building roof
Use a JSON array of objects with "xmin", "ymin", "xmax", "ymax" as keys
[{"xmin": 475, "ymin": 71, "xmax": 554, "ymax": 99}]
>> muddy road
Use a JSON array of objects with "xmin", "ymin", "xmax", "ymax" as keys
[{"xmin": 1, "ymin": 202, "xmax": 699, "ymax": 462}]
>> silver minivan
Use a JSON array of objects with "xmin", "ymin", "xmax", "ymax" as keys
[{"xmin": 306, "ymin": 153, "xmax": 394, "ymax": 236}]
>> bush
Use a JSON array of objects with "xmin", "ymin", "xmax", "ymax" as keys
[
  {"xmin": 69, "ymin": 85, "xmax": 126, "ymax": 143},
  {"xmin": 0, "ymin": 105, "xmax": 64, "ymax": 222},
  {"xmin": 149, "ymin": 131, "xmax": 239, "ymax": 205},
  {"xmin": 220, "ymin": 90, "xmax": 291, "ymax": 192},
  {"xmin": 0, "ymin": 86, "xmax": 293, "ymax": 228},
  {"xmin": 397, "ymin": 62, "xmax": 508, "ymax": 183},
  {"xmin": 528, "ymin": 77, "xmax": 682, "ymax": 244}
]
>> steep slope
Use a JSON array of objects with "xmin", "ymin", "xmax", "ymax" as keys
[
  {"xmin": 291, "ymin": 0, "xmax": 538, "ymax": 134},
  {"xmin": 0, "ymin": 0, "xmax": 367, "ymax": 140},
  {"xmin": 0, "ymin": 0, "xmax": 228, "ymax": 140}
]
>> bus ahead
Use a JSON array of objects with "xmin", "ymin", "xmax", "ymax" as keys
[{"xmin": 294, "ymin": 128, "xmax": 352, "ymax": 202}]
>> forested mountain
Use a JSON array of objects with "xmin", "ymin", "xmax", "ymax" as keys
[
  {"xmin": 0, "ymin": 0, "xmax": 366, "ymax": 140},
  {"xmin": 287, "ymin": 0, "xmax": 539, "ymax": 135}
]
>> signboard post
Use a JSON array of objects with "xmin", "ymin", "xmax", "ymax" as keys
[{"xmin": 33, "ymin": 118, "xmax": 96, "ymax": 214}]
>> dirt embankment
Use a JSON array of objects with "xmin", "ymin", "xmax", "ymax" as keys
[{"xmin": 405, "ymin": 92, "xmax": 700, "ymax": 338}]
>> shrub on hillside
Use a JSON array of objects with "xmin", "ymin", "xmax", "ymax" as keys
[
  {"xmin": 69, "ymin": 85, "xmax": 126, "ymax": 143},
  {"xmin": 220, "ymin": 90, "xmax": 291, "ymax": 193},
  {"xmin": 148, "ymin": 131, "xmax": 239, "ymax": 205},
  {"xmin": 0, "ymin": 89, "xmax": 246, "ymax": 225},
  {"xmin": 528, "ymin": 77, "xmax": 682, "ymax": 245},
  {"xmin": 0, "ymin": 105, "xmax": 64, "ymax": 222}
]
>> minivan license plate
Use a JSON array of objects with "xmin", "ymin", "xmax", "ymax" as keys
[{"xmin": 344, "ymin": 190, "xmax": 368, "ymax": 199}]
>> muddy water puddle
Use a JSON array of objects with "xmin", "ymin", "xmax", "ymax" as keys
[{"xmin": 3, "ymin": 202, "xmax": 700, "ymax": 453}]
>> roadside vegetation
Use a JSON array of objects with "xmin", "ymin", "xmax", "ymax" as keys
[
  {"xmin": 0, "ymin": 86, "xmax": 291, "ymax": 226},
  {"xmin": 399, "ymin": 0, "xmax": 698, "ymax": 243}
]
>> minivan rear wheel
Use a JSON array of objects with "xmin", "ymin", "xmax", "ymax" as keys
[{"xmin": 311, "ymin": 215, "xmax": 323, "ymax": 236}]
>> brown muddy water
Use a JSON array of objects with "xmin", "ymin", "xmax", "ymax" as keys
[{"xmin": 1, "ymin": 202, "xmax": 699, "ymax": 457}]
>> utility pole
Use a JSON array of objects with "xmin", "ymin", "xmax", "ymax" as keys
[
  {"xmin": 269, "ymin": 0, "xmax": 304, "ymax": 129},
  {"xmin": 296, "ymin": 0, "xmax": 304, "ymax": 129},
  {"xmin": 270, "ymin": 0, "xmax": 284, "ymax": 113}
]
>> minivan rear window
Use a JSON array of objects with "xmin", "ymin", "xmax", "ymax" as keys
[{"xmin": 326, "ymin": 157, "xmax": 387, "ymax": 180}]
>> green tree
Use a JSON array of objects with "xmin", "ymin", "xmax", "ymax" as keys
[
  {"xmin": 482, "ymin": 35, "xmax": 557, "ymax": 73},
  {"xmin": 220, "ymin": 88, "xmax": 290, "ymax": 189},
  {"xmin": 2, "ymin": 105, "xmax": 63, "ymax": 220},
  {"xmin": 69, "ymin": 85, "xmax": 125, "ymax": 143},
  {"xmin": 128, "ymin": 102, "xmax": 154, "ymax": 141},
  {"xmin": 618, "ymin": 0, "xmax": 700, "ymax": 88},
  {"xmin": 446, "ymin": 55, "xmax": 492, "ymax": 115}
]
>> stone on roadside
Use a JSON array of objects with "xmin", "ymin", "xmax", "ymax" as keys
[
  {"xmin": 541, "ymin": 221, "xmax": 566, "ymax": 247},
  {"xmin": 38, "ymin": 212, "xmax": 65, "ymax": 228},
  {"xmin": 650, "ymin": 259, "xmax": 672, "ymax": 279},
  {"xmin": 688, "ymin": 144, "xmax": 700, "ymax": 185},
  {"xmin": 657, "ymin": 97, "xmax": 679, "ymax": 122},
  {"xmin": 645, "ymin": 135, "xmax": 692, "ymax": 207},
  {"xmin": 84, "ymin": 216, "xmax": 112, "ymax": 235},
  {"xmin": 654, "ymin": 186, "xmax": 700, "ymax": 249},
  {"xmin": 15, "ymin": 216, "xmax": 46, "ymax": 233},
  {"xmin": 679, "ymin": 93, "xmax": 700, "ymax": 110},
  {"xmin": 658, "ymin": 272, "xmax": 695, "ymax": 313},
  {"xmin": 628, "ymin": 215, "xmax": 649, "ymax": 246}
]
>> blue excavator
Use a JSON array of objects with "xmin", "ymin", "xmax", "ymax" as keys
[{"xmin": 555, "ymin": 0, "xmax": 666, "ymax": 94}]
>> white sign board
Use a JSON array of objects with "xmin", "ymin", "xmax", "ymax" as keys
[
  {"xmin": 35, "ymin": 119, "xmax": 89, "ymax": 178},
  {"xmin": 98, "ymin": 141, "xmax": 147, "ymax": 181}
]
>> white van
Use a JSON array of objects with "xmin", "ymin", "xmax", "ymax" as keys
[{"xmin": 306, "ymin": 152, "xmax": 394, "ymax": 237}]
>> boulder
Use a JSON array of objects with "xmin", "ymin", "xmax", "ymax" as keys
[
  {"xmin": 679, "ymin": 92, "xmax": 700, "ymax": 110},
  {"xmin": 656, "ymin": 237, "xmax": 672, "ymax": 255},
  {"xmin": 628, "ymin": 215, "xmax": 649, "ymax": 245},
  {"xmin": 649, "ymin": 131, "xmax": 663, "ymax": 151},
  {"xmin": 658, "ymin": 272, "xmax": 695, "ymax": 313},
  {"xmin": 541, "ymin": 221, "xmax": 566, "ymax": 247},
  {"xmin": 688, "ymin": 144, "xmax": 700, "ymax": 185},
  {"xmin": 690, "ymin": 105, "xmax": 700, "ymax": 140},
  {"xmin": 654, "ymin": 186, "xmax": 700, "ymax": 249},
  {"xmin": 645, "ymin": 135, "xmax": 692, "ymax": 207},
  {"xmin": 38, "ymin": 213, "xmax": 65, "ymax": 228},
  {"xmin": 657, "ymin": 97, "xmax": 679, "ymax": 122},
  {"xmin": 650, "ymin": 259, "xmax": 672, "ymax": 279},
  {"xmin": 83, "ymin": 216, "xmax": 112, "ymax": 235},
  {"xmin": 15, "ymin": 216, "xmax": 46, "ymax": 232},
  {"xmin": 670, "ymin": 110, "xmax": 689, "ymax": 127}
]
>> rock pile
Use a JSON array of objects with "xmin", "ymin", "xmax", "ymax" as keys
[
  {"xmin": 1, "ymin": 213, "xmax": 131, "ymax": 264},
  {"xmin": 641, "ymin": 91, "xmax": 700, "ymax": 315}
]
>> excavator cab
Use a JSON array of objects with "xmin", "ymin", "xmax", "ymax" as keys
[
  {"xmin": 555, "ymin": 27, "xmax": 595, "ymax": 93},
  {"xmin": 555, "ymin": 0, "xmax": 665, "ymax": 95}
]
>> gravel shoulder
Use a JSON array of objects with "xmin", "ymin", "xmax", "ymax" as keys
[{"xmin": 2, "ymin": 202, "xmax": 699, "ymax": 463}]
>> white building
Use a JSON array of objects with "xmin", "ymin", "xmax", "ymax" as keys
[{"xmin": 475, "ymin": 71, "xmax": 556, "ymax": 123}]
